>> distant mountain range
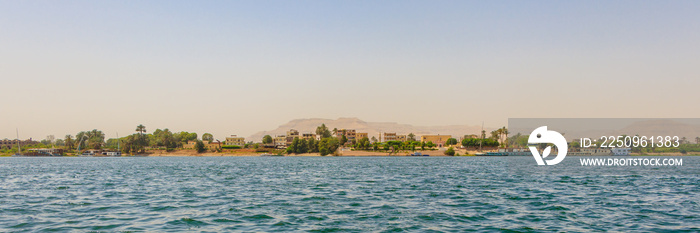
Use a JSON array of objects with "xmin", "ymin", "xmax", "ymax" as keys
[{"xmin": 248, "ymin": 117, "xmax": 487, "ymax": 142}]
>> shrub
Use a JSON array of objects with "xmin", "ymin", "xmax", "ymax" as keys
[
  {"xmin": 195, "ymin": 140, "xmax": 206, "ymax": 153},
  {"xmin": 444, "ymin": 147, "xmax": 455, "ymax": 156}
]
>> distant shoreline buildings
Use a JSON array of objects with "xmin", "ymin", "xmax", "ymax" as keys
[{"xmin": 0, "ymin": 138, "xmax": 38, "ymax": 150}]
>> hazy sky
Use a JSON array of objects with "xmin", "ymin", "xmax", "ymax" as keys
[{"xmin": 1, "ymin": 1, "xmax": 699, "ymax": 141}]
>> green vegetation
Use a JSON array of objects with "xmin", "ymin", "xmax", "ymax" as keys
[
  {"xmin": 202, "ymin": 133, "xmax": 213, "ymax": 143},
  {"xmin": 76, "ymin": 130, "xmax": 105, "ymax": 150},
  {"xmin": 195, "ymin": 140, "xmax": 206, "ymax": 153},
  {"xmin": 444, "ymin": 147, "xmax": 455, "ymax": 156},
  {"xmin": 64, "ymin": 135, "xmax": 74, "ymax": 150},
  {"xmin": 308, "ymin": 137, "xmax": 318, "ymax": 153},
  {"xmin": 319, "ymin": 137, "xmax": 340, "ymax": 156},
  {"xmin": 354, "ymin": 137, "xmax": 371, "ymax": 150},
  {"xmin": 262, "ymin": 135, "xmax": 273, "ymax": 144},
  {"xmin": 222, "ymin": 145, "xmax": 242, "ymax": 149},
  {"xmin": 461, "ymin": 138, "xmax": 499, "ymax": 148},
  {"xmin": 316, "ymin": 124, "xmax": 332, "ymax": 139},
  {"xmin": 446, "ymin": 138, "xmax": 458, "ymax": 146},
  {"xmin": 285, "ymin": 126, "xmax": 343, "ymax": 156},
  {"xmin": 407, "ymin": 133, "xmax": 416, "ymax": 141}
]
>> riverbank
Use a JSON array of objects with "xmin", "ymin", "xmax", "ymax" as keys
[{"xmin": 3, "ymin": 149, "xmax": 699, "ymax": 157}]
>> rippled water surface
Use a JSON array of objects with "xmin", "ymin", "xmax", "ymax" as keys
[{"xmin": 1, "ymin": 156, "xmax": 698, "ymax": 232}]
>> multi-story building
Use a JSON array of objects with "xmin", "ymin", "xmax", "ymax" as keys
[
  {"xmin": 383, "ymin": 132, "xmax": 397, "ymax": 142},
  {"xmin": 356, "ymin": 132, "xmax": 368, "ymax": 141},
  {"xmin": 286, "ymin": 129, "xmax": 300, "ymax": 147},
  {"xmin": 183, "ymin": 140, "xmax": 196, "ymax": 149},
  {"xmin": 225, "ymin": 135, "xmax": 245, "ymax": 147},
  {"xmin": 274, "ymin": 135, "xmax": 287, "ymax": 148},
  {"xmin": 206, "ymin": 141, "xmax": 222, "ymax": 150},
  {"xmin": 0, "ymin": 139, "xmax": 38, "ymax": 149},
  {"xmin": 421, "ymin": 135, "xmax": 452, "ymax": 147},
  {"xmin": 396, "ymin": 135, "xmax": 407, "ymax": 142},
  {"xmin": 302, "ymin": 133, "xmax": 316, "ymax": 141},
  {"xmin": 183, "ymin": 140, "xmax": 222, "ymax": 150},
  {"xmin": 336, "ymin": 129, "xmax": 356, "ymax": 141}
]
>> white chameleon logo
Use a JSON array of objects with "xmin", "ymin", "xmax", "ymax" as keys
[{"xmin": 528, "ymin": 126, "xmax": 568, "ymax": 165}]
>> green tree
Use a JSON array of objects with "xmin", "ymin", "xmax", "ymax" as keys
[
  {"xmin": 202, "ymin": 133, "xmax": 214, "ymax": 143},
  {"xmin": 299, "ymin": 139, "xmax": 309, "ymax": 153},
  {"xmin": 490, "ymin": 129, "xmax": 500, "ymax": 141},
  {"xmin": 136, "ymin": 124, "xmax": 146, "ymax": 135},
  {"xmin": 152, "ymin": 128, "xmax": 177, "ymax": 149},
  {"xmin": 357, "ymin": 137, "xmax": 370, "ymax": 150},
  {"xmin": 319, "ymin": 137, "xmax": 340, "ymax": 156},
  {"xmin": 308, "ymin": 137, "xmax": 319, "ymax": 153},
  {"xmin": 444, "ymin": 147, "xmax": 455, "ymax": 156},
  {"xmin": 316, "ymin": 124, "xmax": 332, "ymax": 139},
  {"xmin": 340, "ymin": 135, "xmax": 348, "ymax": 145},
  {"xmin": 286, "ymin": 137, "xmax": 300, "ymax": 154},
  {"xmin": 64, "ymin": 135, "xmax": 74, "ymax": 150},
  {"xmin": 54, "ymin": 139, "xmax": 65, "ymax": 146},
  {"xmin": 195, "ymin": 140, "xmax": 206, "ymax": 153},
  {"xmin": 408, "ymin": 133, "xmax": 416, "ymax": 141},
  {"xmin": 262, "ymin": 135, "xmax": 273, "ymax": 144},
  {"xmin": 76, "ymin": 130, "xmax": 105, "ymax": 150},
  {"xmin": 386, "ymin": 141, "xmax": 403, "ymax": 152},
  {"xmin": 121, "ymin": 135, "xmax": 136, "ymax": 154},
  {"xmin": 446, "ymin": 138, "xmax": 458, "ymax": 146},
  {"xmin": 134, "ymin": 125, "xmax": 148, "ymax": 152}
]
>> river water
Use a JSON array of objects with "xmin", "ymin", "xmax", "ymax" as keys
[{"xmin": 0, "ymin": 156, "xmax": 698, "ymax": 232}]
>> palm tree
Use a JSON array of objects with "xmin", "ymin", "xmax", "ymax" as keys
[
  {"xmin": 136, "ymin": 124, "xmax": 146, "ymax": 135},
  {"xmin": 500, "ymin": 127, "xmax": 509, "ymax": 147},
  {"xmin": 64, "ymin": 135, "xmax": 74, "ymax": 150},
  {"xmin": 408, "ymin": 133, "xmax": 416, "ymax": 141},
  {"xmin": 490, "ymin": 129, "xmax": 500, "ymax": 141}
]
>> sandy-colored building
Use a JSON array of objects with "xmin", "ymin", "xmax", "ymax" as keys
[
  {"xmin": 382, "ymin": 132, "xmax": 397, "ymax": 142},
  {"xmin": 302, "ymin": 133, "xmax": 316, "ymax": 141},
  {"xmin": 183, "ymin": 140, "xmax": 222, "ymax": 150},
  {"xmin": 286, "ymin": 129, "xmax": 300, "ymax": 147},
  {"xmin": 356, "ymin": 132, "xmax": 368, "ymax": 140},
  {"xmin": 183, "ymin": 140, "xmax": 196, "ymax": 149},
  {"xmin": 206, "ymin": 141, "xmax": 222, "ymax": 150},
  {"xmin": 0, "ymin": 139, "xmax": 38, "ymax": 149},
  {"xmin": 274, "ymin": 135, "xmax": 287, "ymax": 148},
  {"xmin": 336, "ymin": 129, "xmax": 356, "ymax": 141},
  {"xmin": 225, "ymin": 135, "xmax": 245, "ymax": 147},
  {"xmin": 421, "ymin": 135, "xmax": 452, "ymax": 147},
  {"xmin": 396, "ymin": 135, "xmax": 407, "ymax": 142}
]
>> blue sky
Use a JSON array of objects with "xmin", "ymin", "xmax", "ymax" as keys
[{"xmin": 1, "ymin": 1, "xmax": 699, "ymax": 140}]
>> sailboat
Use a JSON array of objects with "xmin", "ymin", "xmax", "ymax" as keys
[{"xmin": 12, "ymin": 129, "xmax": 23, "ymax": 157}]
